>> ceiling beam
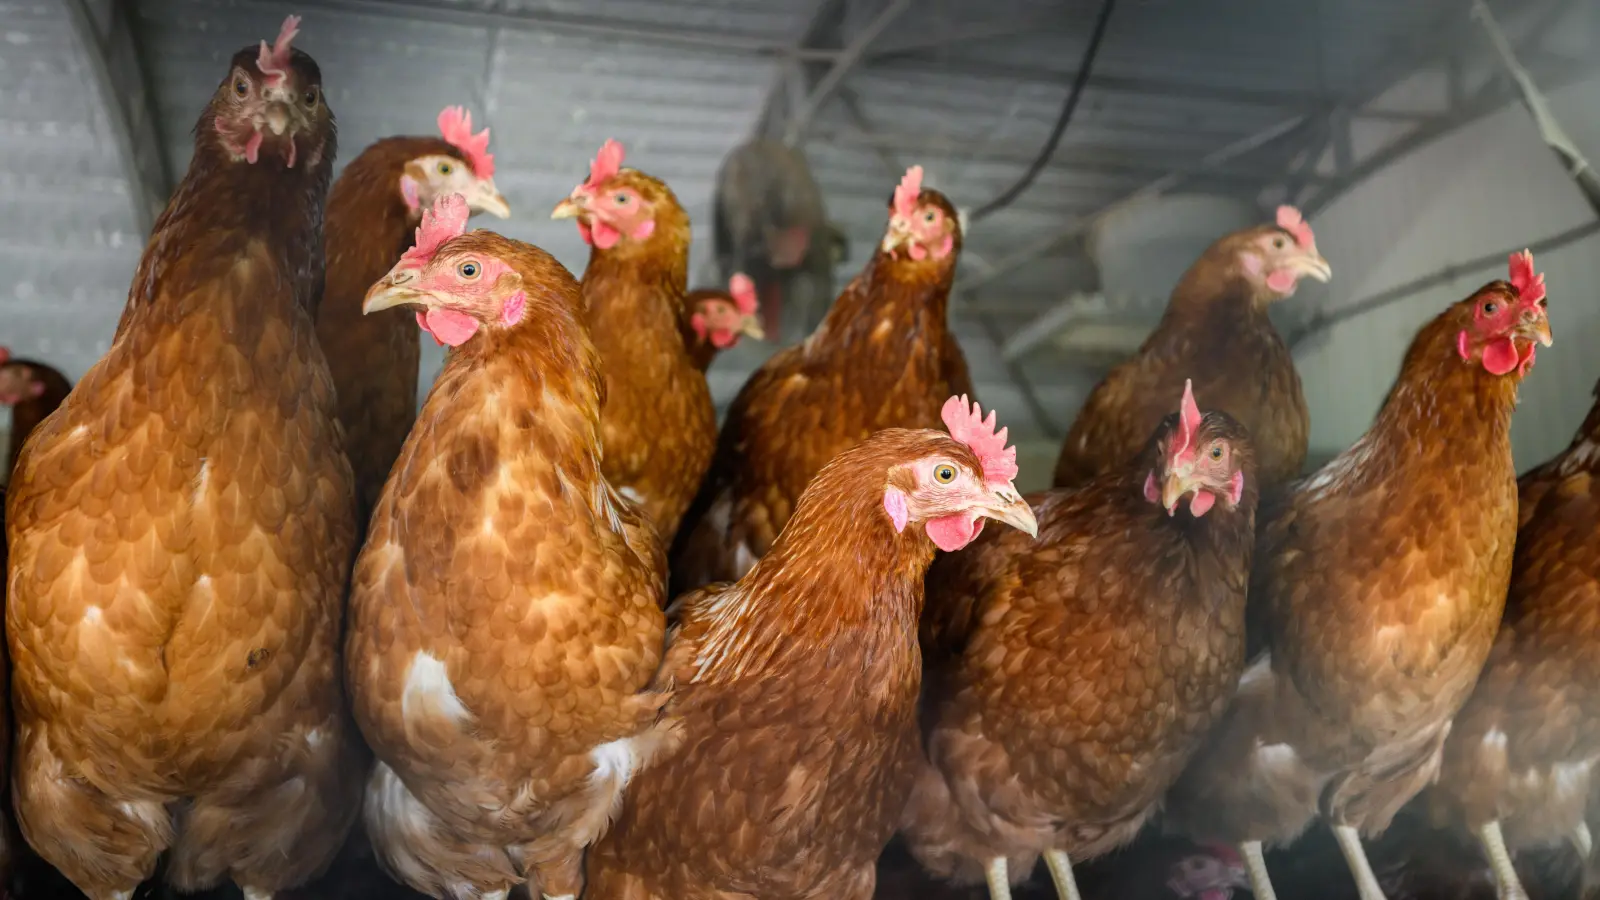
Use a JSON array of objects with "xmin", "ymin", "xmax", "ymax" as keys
[
  {"xmin": 784, "ymin": 0, "xmax": 914, "ymax": 145},
  {"xmin": 63, "ymin": 0, "xmax": 171, "ymax": 237},
  {"xmin": 811, "ymin": 127, "xmax": 1337, "ymax": 185},
  {"xmin": 1303, "ymin": 53, "xmax": 1599, "ymax": 216},
  {"xmin": 754, "ymin": 0, "xmax": 847, "ymax": 140}
]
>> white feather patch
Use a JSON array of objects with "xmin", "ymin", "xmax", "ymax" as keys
[{"xmin": 401, "ymin": 651, "xmax": 472, "ymax": 727}]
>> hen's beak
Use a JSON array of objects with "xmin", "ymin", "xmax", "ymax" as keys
[
  {"xmin": 551, "ymin": 191, "xmax": 586, "ymax": 220},
  {"xmin": 880, "ymin": 217, "xmax": 912, "ymax": 254},
  {"xmin": 470, "ymin": 179, "xmax": 511, "ymax": 220},
  {"xmin": 1516, "ymin": 309, "xmax": 1554, "ymax": 347},
  {"xmin": 1287, "ymin": 251, "xmax": 1333, "ymax": 283},
  {"xmin": 738, "ymin": 315, "xmax": 766, "ymax": 342},
  {"xmin": 980, "ymin": 485, "xmax": 1038, "ymax": 538},
  {"xmin": 1160, "ymin": 464, "xmax": 1212, "ymax": 517},
  {"xmin": 363, "ymin": 269, "xmax": 429, "ymax": 315}
]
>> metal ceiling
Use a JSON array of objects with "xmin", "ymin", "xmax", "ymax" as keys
[{"xmin": 5, "ymin": 0, "xmax": 1596, "ymax": 447}]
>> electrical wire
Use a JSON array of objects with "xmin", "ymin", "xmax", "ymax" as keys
[{"xmin": 969, "ymin": 0, "xmax": 1117, "ymax": 224}]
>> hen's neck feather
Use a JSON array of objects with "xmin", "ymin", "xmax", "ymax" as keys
[
  {"xmin": 685, "ymin": 433, "xmax": 939, "ymax": 684},
  {"xmin": 126, "ymin": 106, "xmax": 334, "ymax": 326},
  {"xmin": 807, "ymin": 251, "xmax": 955, "ymax": 356},
  {"xmin": 1312, "ymin": 312, "xmax": 1520, "ymax": 495}
]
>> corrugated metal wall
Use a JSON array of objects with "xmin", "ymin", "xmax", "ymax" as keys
[{"xmin": 1294, "ymin": 70, "xmax": 1600, "ymax": 473}]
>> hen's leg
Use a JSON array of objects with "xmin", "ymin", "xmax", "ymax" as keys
[
  {"xmin": 984, "ymin": 857, "xmax": 1012, "ymax": 900},
  {"xmin": 1239, "ymin": 842, "xmax": 1279, "ymax": 900},
  {"xmin": 1043, "ymin": 850, "xmax": 1082, "ymax": 900},
  {"xmin": 1331, "ymin": 825, "xmax": 1389, "ymax": 900},
  {"xmin": 11, "ymin": 725, "xmax": 171, "ymax": 900},
  {"xmin": 1476, "ymin": 821, "xmax": 1529, "ymax": 900}
]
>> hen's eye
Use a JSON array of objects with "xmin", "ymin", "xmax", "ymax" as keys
[
  {"xmin": 233, "ymin": 77, "xmax": 249, "ymax": 97},
  {"xmin": 438, "ymin": 162, "xmax": 453, "ymax": 175},
  {"xmin": 615, "ymin": 193, "xmax": 630, "ymax": 205},
  {"xmin": 1273, "ymin": 237, "xmax": 1286, "ymax": 249},
  {"xmin": 1483, "ymin": 302, "xmax": 1498, "ymax": 315},
  {"xmin": 303, "ymin": 87, "xmax": 319, "ymax": 107},
  {"xmin": 934, "ymin": 464, "xmax": 957, "ymax": 484},
  {"xmin": 458, "ymin": 261, "xmax": 480, "ymax": 279},
  {"xmin": 924, "ymin": 211, "xmax": 936, "ymax": 223},
  {"xmin": 1210, "ymin": 446, "xmax": 1224, "ymax": 460}
]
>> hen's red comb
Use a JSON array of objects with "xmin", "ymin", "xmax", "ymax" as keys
[
  {"xmin": 893, "ymin": 165, "xmax": 924, "ymax": 219},
  {"xmin": 1509, "ymin": 249, "xmax": 1546, "ymax": 306},
  {"xmin": 941, "ymin": 394, "xmax": 1018, "ymax": 486},
  {"xmin": 728, "ymin": 273, "xmax": 758, "ymax": 315},
  {"xmin": 257, "ymin": 15, "xmax": 300, "ymax": 89},
  {"xmin": 399, "ymin": 193, "xmax": 470, "ymax": 268},
  {"xmin": 1172, "ymin": 379, "xmax": 1203, "ymax": 465},
  {"xmin": 437, "ymin": 106, "xmax": 495, "ymax": 178},
  {"xmin": 586, "ymin": 139, "xmax": 625, "ymax": 187},
  {"xmin": 1276, "ymin": 205, "xmax": 1317, "ymax": 254}
]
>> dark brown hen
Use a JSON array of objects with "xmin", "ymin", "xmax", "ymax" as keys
[
  {"xmin": 586, "ymin": 399, "xmax": 1038, "ymax": 900},
  {"xmin": 316, "ymin": 106, "xmax": 508, "ymax": 525},
  {"xmin": 1053, "ymin": 206, "xmax": 1327, "ymax": 492},
  {"xmin": 904, "ymin": 382, "xmax": 1258, "ymax": 900},
  {"xmin": 670, "ymin": 164, "xmax": 972, "ymax": 595},
  {"xmin": 1163, "ymin": 252, "xmax": 1553, "ymax": 900},
  {"xmin": 1426, "ymin": 375, "xmax": 1600, "ymax": 899},
  {"xmin": 5, "ymin": 16, "xmax": 364, "ymax": 898},
  {"xmin": 0, "ymin": 352, "xmax": 71, "ymax": 481}
]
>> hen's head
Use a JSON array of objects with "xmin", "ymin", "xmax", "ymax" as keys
[
  {"xmin": 397, "ymin": 106, "xmax": 509, "ymax": 220},
  {"xmin": 881, "ymin": 396, "xmax": 1037, "ymax": 552},
  {"xmin": 1165, "ymin": 842, "xmax": 1250, "ymax": 899},
  {"xmin": 551, "ymin": 139, "xmax": 689, "ymax": 254},
  {"xmin": 1218, "ymin": 205, "xmax": 1331, "ymax": 302},
  {"xmin": 689, "ymin": 273, "xmax": 764, "ymax": 349},
  {"xmin": 210, "ymin": 16, "xmax": 333, "ymax": 171},
  {"xmin": 364, "ymin": 193, "xmax": 576, "ymax": 349},
  {"xmin": 1452, "ymin": 250, "xmax": 1552, "ymax": 378},
  {"xmin": 880, "ymin": 165, "xmax": 962, "ymax": 266},
  {"xmin": 0, "ymin": 349, "xmax": 44, "ymax": 406},
  {"xmin": 1144, "ymin": 380, "xmax": 1253, "ymax": 518}
]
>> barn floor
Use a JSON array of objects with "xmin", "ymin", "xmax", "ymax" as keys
[{"xmin": 4, "ymin": 806, "xmax": 1589, "ymax": 900}]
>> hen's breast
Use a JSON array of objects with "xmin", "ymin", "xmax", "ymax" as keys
[
  {"xmin": 7, "ymin": 277, "xmax": 354, "ymax": 785},
  {"xmin": 1265, "ymin": 464, "xmax": 1517, "ymax": 752}
]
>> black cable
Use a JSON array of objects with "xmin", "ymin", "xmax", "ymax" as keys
[{"xmin": 969, "ymin": 0, "xmax": 1117, "ymax": 223}]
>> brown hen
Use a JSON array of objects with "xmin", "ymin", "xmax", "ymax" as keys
[
  {"xmin": 670, "ymin": 164, "xmax": 971, "ymax": 595},
  {"xmin": 1163, "ymin": 252, "xmax": 1554, "ymax": 900},
  {"xmin": 904, "ymin": 382, "xmax": 1258, "ymax": 900},
  {"xmin": 4, "ymin": 17, "xmax": 364, "ymax": 899},
  {"xmin": 1426, "ymin": 375, "xmax": 1600, "ymax": 899},
  {"xmin": 1052, "ymin": 206, "xmax": 1328, "ymax": 491},
  {"xmin": 0, "ymin": 351, "xmax": 71, "ymax": 481},
  {"xmin": 550, "ymin": 139, "xmax": 716, "ymax": 541},
  {"xmin": 585, "ymin": 397, "xmax": 1038, "ymax": 900},
  {"xmin": 682, "ymin": 272, "xmax": 765, "ymax": 372},
  {"xmin": 316, "ymin": 106, "xmax": 509, "ymax": 525},
  {"xmin": 347, "ymin": 197, "xmax": 671, "ymax": 900}
]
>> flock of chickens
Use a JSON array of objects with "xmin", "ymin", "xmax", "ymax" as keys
[{"xmin": 0, "ymin": 13, "xmax": 1594, "ymax": 900}]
